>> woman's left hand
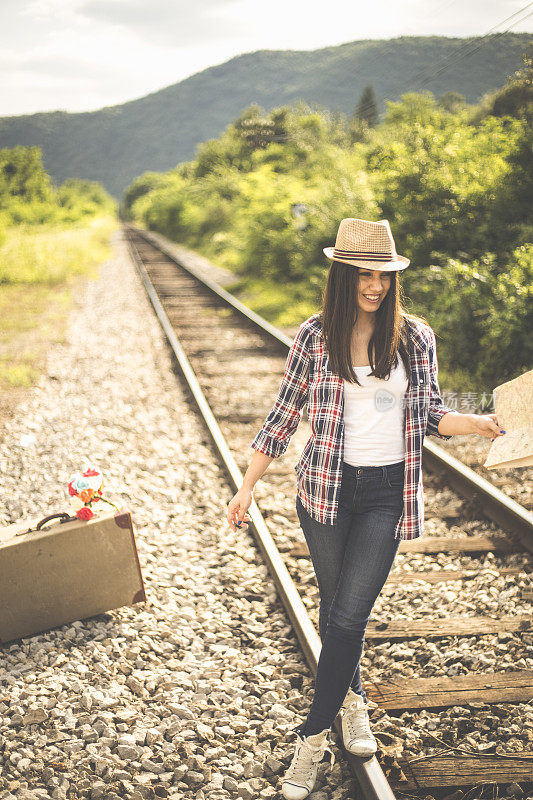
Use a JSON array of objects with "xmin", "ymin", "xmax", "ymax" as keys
[{"xmin": 470, "ymin": 413, "xmax": 506, "ymax": 441}]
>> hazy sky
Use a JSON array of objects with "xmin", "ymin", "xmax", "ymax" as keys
[{"xmin": 2, "ymin": 0, "xmax": 531, "ymax": 117}]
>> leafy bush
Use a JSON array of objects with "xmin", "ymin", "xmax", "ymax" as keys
[
  {"xmin": 124, "ymin": 86, "xmax": 532, "ymax": 381},
  {"xmin": 0, "ymin": 145, "xmax": 117, "ymax": 226},
  {"xmin": 415, "ymin": 245, "xmax": 532, "ymax": 391}
]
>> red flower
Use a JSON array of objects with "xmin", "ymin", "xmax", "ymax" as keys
[
  {"xmin": 82, "ymin": 468, "xmax": 99, "ymax": 477},
  {"xmin": 68, "ymin": 481, "xmax": 77, "ymax": 497},
  {"xmin": 77, "ymin": 506, "xmax": 94, "ymax": 521}
]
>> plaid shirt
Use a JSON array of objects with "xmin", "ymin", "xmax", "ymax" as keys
[{"xmin": 250, "ymin": 313, "xmax": 459, "ymax": 540}]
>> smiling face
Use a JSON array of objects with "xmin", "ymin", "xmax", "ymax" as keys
[{"xmin": 355, "ymin": 267, "xmax": 392, "ymax": 313}]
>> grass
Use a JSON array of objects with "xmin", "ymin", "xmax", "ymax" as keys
[
  {"xmin": 226, "ymin": 276, "xmax": 321, "ymax": 331},
  {"xmin": 0, "ymin": 215, "xmax": 117, "ymax": 285},
  {"xmin": 0, "ymin": 215, "xmax": 119, "ymax": 418}
]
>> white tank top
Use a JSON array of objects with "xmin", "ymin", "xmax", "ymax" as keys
[{"xmin": 343, "ymin": 357, "xmax": 408, "ymax": 466}]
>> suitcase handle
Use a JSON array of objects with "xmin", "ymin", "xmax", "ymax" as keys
[{"xmin": 16, "ymin": 512, "xmax": 79, "ymax": 536}]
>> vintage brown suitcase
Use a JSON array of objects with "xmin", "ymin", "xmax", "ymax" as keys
[{"xmin": 0, "ymin": 504, "xmax": 146, "ymax": 643}]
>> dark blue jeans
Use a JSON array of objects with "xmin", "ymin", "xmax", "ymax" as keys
[{"xmin": 294, "ymin": 459, "xmax": 404, "ymax": 737}]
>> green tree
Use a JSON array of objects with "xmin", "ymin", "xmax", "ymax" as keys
[
  {"xmin": 123, "ymin": 90, "xmax": 531, "ymax": 382},
  {"xmin": 121, "ymin": 171, "xmax": 167, "ymax": 220},
  {"xmin": 437, "ymin": 91, "xmax": 466, "ymax": 113},
  {"xmin": 0, "ymin": 146, "xmax": 53, "ymax": 206},
  {"xmin": 0, "ymin": 146, "xmax": 115, "ymax": 225},
  {"xmin": 478, "ymin": 52, "xmax": 533, "ymax": 121},
  {"xmin": 365, "ymin": 101, "xmax": 524, "ymax": 269},
  {"xmin": 354, "ymin": 84, "xmax": 379, "ymax": 127},
  {"xmin": 418, "ymin": 245, "xmax": 532, "ymax": 390}
]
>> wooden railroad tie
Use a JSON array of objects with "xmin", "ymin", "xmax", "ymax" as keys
[
  {"xmin": 398, "ymin": 535, "xmax": 521, "ymax": 554},
  {"xmin": 396, "ymin": 752, "xmax": 533, "ymax": 789},
  {"xmin": 370, "ymin": 671, "xmax": 533, "ymax": 789},
  {"xmin": 365, "ymin": 614, "xmax": 531, "ymax": 640},
  {"xmin": 287, "ymin": 534, "xmax": 522, "ymax": 558},
  {"xmin": 366, "ymin": 669, "xmax": 533, "ymax": 710},
  {"xmin": 384, "ymin": 566, "xmax": 526, "ymax": 586}
]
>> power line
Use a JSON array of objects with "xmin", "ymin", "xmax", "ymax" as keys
[
  {"xmin": 353, "ymin": 4, "xmax": 533, "ymax": 122},
  {"xmin": 414, "ymin": 14, "xmax": 533, "ymax": 90},
  {"xmin": 353, "ymin": 3, "xmax": 533, "ymax": 121},
  {"xmin": 410, "ymin": 2, "xmax": 533, "ymax": 88},
  {"xmin": 346, "ymin": 0, "xmax": 462, "ymax": 83},
  {"xmin": 431, "ymin": 0, "xmax": 460, "ymax": 16},
  {"xmin": 345, "ymin": 0, "xmax": 462, "ymax": 106}
]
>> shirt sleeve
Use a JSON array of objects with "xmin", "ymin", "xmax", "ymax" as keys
[
  {"xmin": 250, "ymin": 321, "xmax": 311, "ymax": 458},
  {"xmin": 425, "ymin": 327, "xmax": 458, "ymax": 440}
]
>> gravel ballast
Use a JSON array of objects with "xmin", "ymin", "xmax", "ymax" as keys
[
  {"xmin": 0, "ymin": 230, "xmax": 358, "ymax": 799},
  {"xmin": 1, "ymin": 227, "xmax": 531, "ymax": 800}
]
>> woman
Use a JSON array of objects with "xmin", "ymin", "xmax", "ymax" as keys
[{"xmin": 226, "ymin": 218, "xmax": 505, "ymax": 800}]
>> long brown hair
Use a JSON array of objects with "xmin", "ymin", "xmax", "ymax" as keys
[{"xmin": 319, "ymin": 260, "xmax": 427, "ymax": 386}]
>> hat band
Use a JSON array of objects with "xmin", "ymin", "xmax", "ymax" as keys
[{"xmin": 334, "ymin": 249, "xmax": 394, "ymax": 261}]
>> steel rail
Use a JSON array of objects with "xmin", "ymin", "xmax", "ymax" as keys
[
  {"xmin": 124, "ymin": 223, "xmax": 292, "ymax": 348},
  {"xmin": 423, "ymin": 440, "xmax": 533, "ymax": 553},
  {"xmin": 125, "ymin": 223, "xmax": 533, "ymax": 552},
  {"xmin": 125, "ymin": 227, "xmax": 397, "ymax": 800}
]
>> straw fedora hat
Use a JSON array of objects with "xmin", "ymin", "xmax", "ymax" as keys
[{"xmin": 323, "ymin": 218, "xmax": 410, "ymax": 270}]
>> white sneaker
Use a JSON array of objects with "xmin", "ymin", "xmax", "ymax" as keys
[
  {"xmin": 281, "ymin": 725, "xmax": 335, "ymax": 800},
  {"xmin": 340, "ymin": 688, "xmax": 379, "ymax": 757}
]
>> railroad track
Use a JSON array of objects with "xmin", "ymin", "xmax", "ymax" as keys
[{"xmin": 124, "ymin": 223, "xmax": 533, "ymax": 799}]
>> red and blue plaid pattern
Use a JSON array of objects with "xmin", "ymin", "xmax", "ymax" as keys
[{"xmin": 250, "ymin": 314, "xmax": 459, "ymax": 540}]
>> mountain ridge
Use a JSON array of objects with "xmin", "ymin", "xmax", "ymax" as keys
[{"xmin": 1, "ymin": 33, "xmax": 530, "ymax": 197}]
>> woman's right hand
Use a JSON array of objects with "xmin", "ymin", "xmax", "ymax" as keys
[{"xmin": 227, "ymin": 487, "xmax": 253, "ymax": 531}]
